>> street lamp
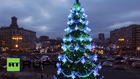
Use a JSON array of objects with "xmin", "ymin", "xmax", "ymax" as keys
[
  {"xmin": 118, "ymin": 38, "xmax": 125, "ymax": 50},
  {"xmin": 118, "ymin": 38, "xmax": 125, "ymax": 41},
  {"xmin": 12, "ymin": 35, "xmax": 22, "ymax": 48},
  {"xmin": 113, "ymin": 38, "xmax": 125, "ymax": 53},
  {"xmin": 137, "ymin": 47, "xmax": 140, "ymax": 51},
  {"xmin": 15, "ymin": 44, "xmax": 18, "ymax": 48},
  {"xmin": 12, "ymin": 36, "xmax": 22, "ymax": 40}
]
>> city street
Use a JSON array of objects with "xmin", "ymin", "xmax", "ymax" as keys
[
  {"xmin": 100, "ymin": 66, "xmax": 140, "ymax": 79},
  {"xmin": 0, "ymin": 53, "xmax": 140, "ymax": 79},
  {"xmin": 21, "ymin": 61, "xmax": 140, "ymax": 79},
  {"xmin": 1, "ymin": 0, "xmax": 140, "ymax": 79}
]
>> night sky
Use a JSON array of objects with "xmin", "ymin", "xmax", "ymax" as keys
[{"xmin": 0, "ymin": 0, "xmax": 140, "ymax": 39}]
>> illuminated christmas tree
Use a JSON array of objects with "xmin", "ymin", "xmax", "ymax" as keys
[{"xmin": 54, "ymin": 0, "xmax": 103, "ymax": 79}]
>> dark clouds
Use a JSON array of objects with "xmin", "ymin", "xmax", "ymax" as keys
[{"xmin": 0, "ymin": 0, "xmax": 140, "ymax": 39}]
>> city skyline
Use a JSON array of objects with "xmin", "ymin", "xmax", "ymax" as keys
[{"xmin": 0, "ymin": 0, "xmax": 140, "ymax": 38}]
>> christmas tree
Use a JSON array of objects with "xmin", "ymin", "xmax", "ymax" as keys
[{"xmin": 54, "ymin": 0, "xmax": 103, "ymax": 79}]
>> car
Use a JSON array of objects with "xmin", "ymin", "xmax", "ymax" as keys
[
  {"xmin": 52, "ymin": 52, "xmax": 59, "ymax": 56},
  {"xmin": 131, "ymin": 61, "xmax": 140, "ymax": 68},
  {"xmin": 40, "ymin": 55, "xmax": 50, "ymax": 61},
  {"xmin": 115, "ymin": 56, "xmax": 125, "ymax": 64},
  {"xmin": 0, "ymin": 55, "xmax": 3, "ymax": 59},
  {"xmin": 107, "ymin": 57, "xmax": 114, "ymax": 61},
  {"xmin": 130, "ymin": 57, "xmax": 139, "ymax": 60},
  {"xmin": 102, "ymin": 61, "xmax": 113, "ymax": 67},
  {"xmin": 115, "ymin": 60, "xmax": 125, "ymax": 64},
  {"xmin": 1, "ymin": 72, "xmax": 19, "ymax": 79},
  {"xmin": 34, "ymin": 56, "xmax": 40, "ymax": 59},
  {"xmin": 0, "ymin": 63, "xmax": 6, "ymax": 69},
  {"xmin": 102, "ymin": 55, "xmax": 108, "ymax": 59},
  {"xmin": 97, "ymin": 55, "xmax": 102, "ymax": 59},
  {"xmin": 52, "ymin": 58, "xmax": 59, "ymax": 61},
  {"xmin": 30, "ymin": 53, "xmax": 35, "ymax": 55},
  {"xmin": 0, "ymin": 56, "xmax": 6, "ymax": 60},
  {"xmin": 20, "ymin": 56, "xmax": 26, "ymax": 60},
  {"xmin": 125, "ymin": 60, "xmax": 138, "ymax": 65},
  {"xmin": 51, "ymin": 58, "xmax": 59, "ymax": 65},
  {"xmin": 114, "ymin": 65, "xmax": 126, "ymax": 70},
  {"xmin": 123, "ymin": 55, "xmax": 130, "ymax": 60},
  {"xmin": 11, "ymin": 55, "xmax": 18, "ymax": 58}
]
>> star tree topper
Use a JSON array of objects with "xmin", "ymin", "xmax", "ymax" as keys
[{"xmin": 76, "ymin": 0, "xmax": 79, "ymax": 3}]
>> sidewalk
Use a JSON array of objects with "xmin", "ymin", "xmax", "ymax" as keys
[
  {"xmin": 0, "ymin": 71, "xmax": 55, "ymax": 79},
  {"xmin": 16, "ymin": 72, "xmax": 55, "ymax": 79}
]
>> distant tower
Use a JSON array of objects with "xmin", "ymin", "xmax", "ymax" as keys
[
  {"xmin": 10, "ymin": 16, "xmax": 18, "ymax": 28},
  {"xmin": 98, "ymin": 33, "xmax": 105, "ymax": 41}
]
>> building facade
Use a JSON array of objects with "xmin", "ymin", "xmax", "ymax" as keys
[
  {"xmin": 98, "ymin": 33, "xmax": 105, "ymax": 41},
  {"xmin": 110, "ymin": 24, "xmax": 140, "ymax": 51},
  {"xmin": 0, "ymin": 16, "xmax": 36, "ymax": 51},
  {"xmin": 39, "ymin": 36, "xmax": 49, "ymax": 47}
]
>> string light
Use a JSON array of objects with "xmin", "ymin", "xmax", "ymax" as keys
[{"xmin": 58, "ymin": 53, "xmax": 98, "ymax": 64}]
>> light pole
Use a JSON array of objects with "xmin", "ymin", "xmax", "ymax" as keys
[
  {"xmin": 114, "ymin": 38, "xmax": 125, "ymax": 53},
  {"xmin": 12, "ymin": 35, "xmax": 22, "ymax": 49},
  {"xmin": 118, "ymin": 38, "xmax": 125, "ymax": 51}
]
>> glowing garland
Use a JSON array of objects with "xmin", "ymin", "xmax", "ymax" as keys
[
  {"xmin": 54, "ymin": 63, "xmax": 102, "ymax": 79},
  {"xmin": 66, "ymin": 6, "xmax": 90, "ymax": 34},
  {"xmin": 61, "ymin": 43, "xmax": 94, "ymax": 51},
  {"xmin": 58, "ymin": 53, "xmax": 98, "ymax": 64},
  {"xmin": 54, "ymin": 53, "xmax": 102, "ymax": 79},
  {"xmin": 65, "ymin": 24, "xmax": 91, "ymax": 33},
  {"xmin": 62, "ymin": 35, "xmax": 92, "ymax": 42}
]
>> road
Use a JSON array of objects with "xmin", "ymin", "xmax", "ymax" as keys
[
  {"xmin": 0, "ymin": 53, "xmax": 140, "ymax": 79},
  {"xmin": 100, "ymin": 66, "xmax": 140, "ymax": 79},
  {"xmin": 22, "ymin": 62, "xmax": 140, "ymax": 79},
  {"xmin": 98, "ymin": 58, "xmax": 140, "ymax": 79}
]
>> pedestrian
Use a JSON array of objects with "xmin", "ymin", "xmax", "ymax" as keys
[
  {"xmin": 47, "ymin": 74, "xmax": 49, "ymax": 79},
  {"xmin": 34, "ymin": 74, "xmax": 37, "ymax": 79},
  {"xmin": 41, "ymin": 64, "xmax": 44, "ymax": 71},
  {"xmin": 41, "ymin": 74, "xmax": 44, "ymax": 79},
  {"xmin": 22, "ymin": 67, "xmax": 24, "ymax": 71}
]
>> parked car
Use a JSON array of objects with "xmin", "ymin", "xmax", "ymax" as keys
[
  {"xmin": 0, "ymin": 63, "xmax": 6, "ymax": 69},
  {"xmin": 52, "ymin": 52, "xmax": 59, "ymax": 56},
  {"xmin": 20, "ymin": 56, "xmax": 26, "ymax": 60},
  {"xmin": 102, "ymin": 55, "xmax": 108, "ymax": 59},
  {"xmin": 125, "ymin": 60, "xmax": 138, "ymax": 65},
  {"xmin": 131, "ymin": 61, "xmax": 140, "ymax": 68},
  {"xmin": 0, "ymin": 56, "xmax": 6, "ymax": 60},
  {"xmin": 107, "ymin": 57, "xmax": 114, "ymax": 61},
  {"xmin": 51, "ymin": 58, "xmax": 59, "ymax": 65},
  {"xmin": 115, "ymin": 56, "xmax": 125, "ymax": 64},
  {"xmin": 102, "ymin": 61, "xmax": 113, "ymax": 67},
  {"xmin": 1, "ymin": 72, "xmax": 19, "ymax": 79},
  {"xmin": 0, "ymin": 55, "xmax": 3, "ymax": 59},
  {"xmin": 11, "ymin": 55, "xmax": 18, "ymax": 58},
  {"xmin": 40, "ymin": 55, "xmax": 50, "ymax": 61},
  {"xmin": 33, "ymin": 56, "xmax": 40, "ymax": 61},
  {"xmin": 30, "ymin": 53, "xmax": 35, "ymax": 55},
  {"xmin": 114, "ymin": 65, "xmax": 126, "ymax": 70},
  {"xmin": 123, "ymin": 55, "xmax": 130, "ymax": 60},
  {"xmin": 30, "ymin": 56, "xmax": 40, "ymax": 62},
  {"xmin": 130, "ymin": 57, "xmax": 139, "ymax": 60},
  {"xmin": 97, "ymin": 55, "xmax": 102, "ymax": 59}
]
